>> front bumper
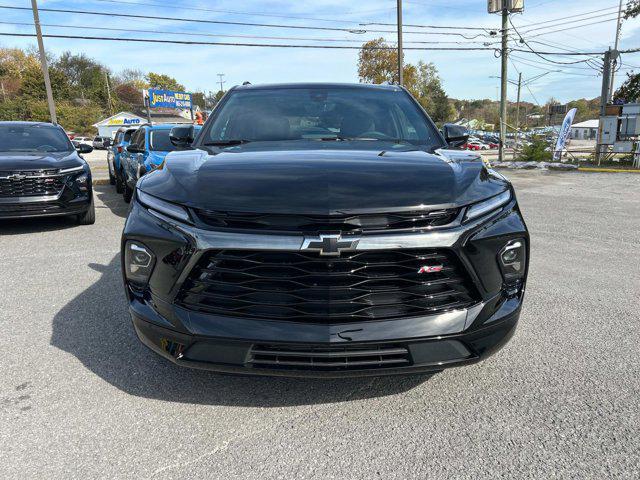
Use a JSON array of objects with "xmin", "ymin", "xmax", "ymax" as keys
[
  {"xmin": 131, "ymin": 294, "xmax": 521, "ymax": 378},
  {"xmin": 123, "ymin": 191, "xmax": 529, "ymax": 377},
  {"xmin": 0, "ymin": 193, "xmax": 91, "ymax": 219}
]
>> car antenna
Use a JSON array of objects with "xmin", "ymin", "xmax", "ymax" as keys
[{"xmin": 242, "ymin": 81, "xmax": 251, "ymax": 85}]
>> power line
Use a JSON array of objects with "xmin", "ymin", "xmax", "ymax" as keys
[
  {"xmin": 0, "ymin": 4, "xmax": 489, "ymax": 38},
  {"xmin": 509, "ymin": 54, "xmax": 598, "ymax": 71},
  {"xmin": 517, "ymin": 12, "xmax": 620, "ymax": 36},
  {"xmin": 0, "ymin": 29, "xmax": 618, "ymax": 55},
  {"xmin": 523, "ymin": 18, "xmax": 621, "ymax": 39},
  {"xmin": 508, "ymin": 17, "xmax": 602, "ymax": 66},
  {"xmin": 92, "ymin": 0, "xmax": 384, "ymax": 25},
  {"xmin": 513, "ymin": 5, "xmax": 621, "ymax": 30},
  {"xmin": 0, "ymin": 31, "xmax": 504, "ymax": 51},
  {"xmin": 0, "ymin": 20, "xmax": 503, "ymax": 46},
  {"xmin": 358, "ymin": 21, "xmax": 490, "ymax": 31}
]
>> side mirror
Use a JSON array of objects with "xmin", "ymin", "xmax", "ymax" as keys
[
  {"xmin": 442, "ymin": 124, "xmax": 469, "ymax": 149},
  {"xmin": 76, "ymin": 143, "xmax": 93, "ymax": 154},
  {"xmin": 170, "ymin": 125, "xmax": 195, "ymax": 148}
]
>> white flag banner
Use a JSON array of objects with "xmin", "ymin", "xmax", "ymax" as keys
[{"xmin": 553, "ymin": 108, "xmax": 577, "ymax": 161}]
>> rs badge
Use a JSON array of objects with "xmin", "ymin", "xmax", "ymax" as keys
[{"xmin": 418, "ymin": 265, "xmax": 443, "ymax": 274}]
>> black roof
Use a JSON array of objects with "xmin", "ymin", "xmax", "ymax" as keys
[
  {"xmin": 0, "ymin": 121, "xmax": 58, "ymax": 127},
  {"xmin": 232, "ymin": 82, "xmax": 402, "ymax": 91}
]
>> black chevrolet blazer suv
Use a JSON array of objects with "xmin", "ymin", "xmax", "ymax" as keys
[
  {"xmin": 0, "ymin": 121, "xmax": 95, "ymax": 224},
  {"xmin": 122, "ymin": 83, "xmax": 529, "ymax": 377}
]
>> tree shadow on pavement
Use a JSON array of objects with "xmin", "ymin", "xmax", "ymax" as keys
[
  {"xmin": 93, "ymin": 184, "xmax": 129, "ymax": 219},
  {"xmin": 0, "ymin": 215, "xmax": 80, "ymax": 235},
  {"xmin": 51, "ymin": 255, "xmax": 430, "ymax": 407}
]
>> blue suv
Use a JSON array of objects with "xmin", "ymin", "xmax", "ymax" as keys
[
  {"xmin": 120, "ymin": 124, "xmax": 201, "ymax": 202},
  {"xmin": 108, "ymin": 126, "xmax": 138, "ymax": 194}
]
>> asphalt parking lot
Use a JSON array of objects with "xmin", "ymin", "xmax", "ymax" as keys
[{"xmin": 1, "ymin": 171, "xmax": 639, "ymax": 479}]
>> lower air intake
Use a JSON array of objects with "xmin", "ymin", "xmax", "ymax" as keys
[{"xmin": 249, "ymin": 343, "xmax": 411, "ymax": 371}]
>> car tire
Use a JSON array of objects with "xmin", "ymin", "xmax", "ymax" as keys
[
  {"xmin": 76, "ymin": 195, "xmax": 96, "ymax": 225},
  {"xmin": 123, "ymin": 178, "xmax": 133, "ymax": 203},
  {"xmin": 116, "ymin": 169, "xmax": 124, "ymax": 194}
]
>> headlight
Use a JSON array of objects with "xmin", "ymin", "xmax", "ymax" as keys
[
  {"xmin": 59, "ymin": 165, "xmax": 84, "ymax": 174},
  {"xmin": 124, "ymin": 241, "xmax": 155, "ymax": 286},
  {"xmin": 137, "ymin": 190, "xmax": 192, "ymax": 224},
  {"xmin": 74, "ymin": 173, "xmax": 89, "ymax": 191},
  {"xmin": 498, "ymin": 239, "xmax": 526, "ymax": 284},
  {"xmin": 463, "ymin": 190, "xmax": 511, "ymax": 222}
]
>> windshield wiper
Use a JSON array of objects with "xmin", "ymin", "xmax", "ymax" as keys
[{"xmin": 203, "ymin": 139, "xmax": 252, "ymax": 146}]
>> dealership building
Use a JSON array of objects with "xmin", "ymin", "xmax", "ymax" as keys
[
  {"xmin": 92, "ymin": 112, "xmax": 146, "ymax": 138},
  {"xmin": 570, "ymin": 119, "xmax": 599, "ymax": 140},
  {"xmin": 93, "ymin": 108, "xmax": 196, "ymax": 138}
]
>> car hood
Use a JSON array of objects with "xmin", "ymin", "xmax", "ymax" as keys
[
  {"xmin": 139, "ymin": 144, "xmax": 509, "ymax": 214},
  {"xmin": 0, "ymin": 151, "xmax": 83, "ymax": 171}
]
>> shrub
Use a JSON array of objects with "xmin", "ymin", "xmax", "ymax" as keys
[{"xmin": 517, "ymin": 140, "xmax": 552, "ymax": 162}]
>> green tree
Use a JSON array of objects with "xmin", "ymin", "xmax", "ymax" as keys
[
  {"xmin": 413, "ymin": 61, "xmax": 452, "ymax": 123},
  {"xmin": 357, "ymin": 38, "xmax": 417, "ymax": 88},
  {"xmin": 145, "ymin": 72, "xmax": 185, "ymax": 91},
  {"xmin": 357, "ymin": 39, "xmax": 452, "ymax": 122},
  {"xmin": 19, "ymin": 63, "xmax": 71, "ymax": 101},
  {"xmin": 625, "ymin": 0, "xmax": 639, "ymax": 18},
  {"xmin": 614, "ymin": 72, "xmax": 640, "ymax": 103}
]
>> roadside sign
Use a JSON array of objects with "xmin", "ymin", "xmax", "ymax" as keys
[
  {"xmin": 553, "ymin": 108, "xmax": 577, "ymax": 161},
  {"xmin": 146, "ymin": 89, "xmax": 193, "ymax": 109},
  {"xmin": 548, "ymin": 104, "xmax": 568, "ymax": 115}
]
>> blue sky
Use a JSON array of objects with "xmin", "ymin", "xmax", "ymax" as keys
[{"xmin": 1, "ymin": 0, "xmax": 639, "ymax": 104}]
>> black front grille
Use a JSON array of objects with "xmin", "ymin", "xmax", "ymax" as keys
[
  {"xmin": 193, "ymin": 209, "xmax": 459, "ymax": 233},
  {"xmin": 0, "ymin": 170, "xmax": 65, "ymax": 198},
  {"xmin": 249, "ymin": 343, "xmax": 411, "ymax": 370},
  {"xmin": 177, "ymin": 249, "xmax": 479, "ymax": 323}
]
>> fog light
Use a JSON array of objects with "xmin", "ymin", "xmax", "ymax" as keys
[
  {"xmin": 498, "ymin": 239, "xmax": 526, "ymax": 283},
  {"xmin": 124, "ymin": 241, "xmax": 155, "ymax": 286}
]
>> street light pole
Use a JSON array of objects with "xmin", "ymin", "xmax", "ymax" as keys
[
  {"xmin": 397, "ymin": 0, "xmax": 403, "ymax": 86},
  {"xmin": 498, "ymin": 6, "xmax": 509, "ymax": 162},
  {"xmin": 30, "ymin": 0, "xmax": 57, "ymax": 125}
]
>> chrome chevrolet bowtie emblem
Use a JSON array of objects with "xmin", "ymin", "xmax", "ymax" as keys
[
  {"xmin": 6, "ymin": 174, "xmax": 27, "ymax": 181},
  {"xmin": 301, "ymin": 234, "xmax": 359, "ymax": 256}
]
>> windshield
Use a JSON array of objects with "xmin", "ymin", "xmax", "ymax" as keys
[
  {"xmin": 203, "ymin": 87, "xmax": 443, "ymax": 148},
  {"xmin": 0, "ymin": 124, "xmax": 73, "ymax": 153},
  {"xmin": 149, "ymin": 130, "xmax": 176, "ymax": 152}
]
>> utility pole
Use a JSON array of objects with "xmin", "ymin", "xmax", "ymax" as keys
[
  {"xmin": 104, "ymin": 72, "xmax": 113, "ymax": 116},
  {"xmin": 608, "ymin": 0, "xmax": 624, "ymax": 100},
  {"xmin": 30, "ymin": 0, "xmax": 57, "ymax": 125},
  {"xmin": 498, "ymin": 6, "xmax": 509, "ymax": 162},
  {"xmin": 217, "ymin": 73, "xmax": 226, "ymax": 93},
  {"xmin": 397, "ymin": 0, "xmax": 403, "ymax": 86},
  {"xmin": 596, "ymin": 48, "xmax": 613, "ymax": 164},
  {"xmin": 514, "ymin": 72, "xmax": 522, "ymax": 154}
]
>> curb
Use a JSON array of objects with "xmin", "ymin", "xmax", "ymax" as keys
[{"xmin": 578, "ymin": 167, "xmax": 640, "ymax": 173}]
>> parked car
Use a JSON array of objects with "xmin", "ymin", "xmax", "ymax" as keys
[
  {"xmin": 464, "ymin": 140, "xmax": 489, "ymax": 151},
  {"xmin": 120, "ymin": 124, "xmax": 201, "ymax": 203},
  {"xmin": 92, "ymin": 136, "xmax": 110, "ymax": 150},
  {"xmin": 108, "ymin": 126, "xmax": 138, "ymax": 192},
  {"xmin": 0, "ymin": 121, "xmax": 95, "ymax": 224},
  {"xmin": 487, "ymin": 141, "xmax": 499, "ymax": 149},
  {"xmin": 122, "ymin": 83, "xmax": 529, "ymax": 377},
  {"xmin": 72, "ymin": 136, "xmax": 92, "ymax": 146}
]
